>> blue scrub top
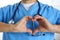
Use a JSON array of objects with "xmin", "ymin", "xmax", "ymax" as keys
[{"xmin": 0, "ymin": 2, "xmax": 60, "ymax": 40}]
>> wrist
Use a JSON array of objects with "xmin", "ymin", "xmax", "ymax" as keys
[
  {"xmin": 48, "ymin": 25, "xmax": 55, "ymax": 33},
  {"xmin": 9, "ymin": 24, "xmax": 16, "ymax": 32}
]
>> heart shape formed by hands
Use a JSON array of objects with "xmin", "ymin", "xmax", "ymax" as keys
[
  {"xmin": 27, "ymin": 15, "xmax": 50, "ymax": 35},
  {"xmin": 15, "ymin": 15, "xmax": 50, "ymax": 35}
]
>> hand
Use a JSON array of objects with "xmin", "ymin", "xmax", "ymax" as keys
[
  {"xmin": 13, "ymin": 16, "xmax": 32, "ymax": 34},
  {"xmin": 32, "ymin": 15, "xmax": 54, "ymax": 35}
]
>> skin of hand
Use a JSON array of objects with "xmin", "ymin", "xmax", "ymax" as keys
[
  {"xmin": 13, "ymin": 15, "xmax": 53, "ymax": 34},
  {"xmin": 32, "ymin": 15, "xmax": 54, "ymax": 35},
  {"xmin": 13, "ymin": 16, "xmax": 32, "ymax": 34}
]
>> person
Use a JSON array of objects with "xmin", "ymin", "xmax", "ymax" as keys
[{"xmin": 0, "ymin": 0, "xmax": 60, "ymax": 40}]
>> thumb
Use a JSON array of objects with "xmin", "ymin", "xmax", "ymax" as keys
[
  {"xmin": 32, "ymin": 29, "xmax": 39, "ymax": 35},
  {"xmin": 27, "ymin": 29, "xmax": 32, "ymax": 34}
]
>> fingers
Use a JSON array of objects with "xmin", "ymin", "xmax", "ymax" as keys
[
  {"xmin": 16, "ymin": 16, "xmax": 32, "ymax": 25},
  {"xmin": 34, "ymin": 15, "xmax": 44, "ymax": 21},
  {"xmin": 28, "ymin": 16, "xmax": 33, "ymax": 20},
  {"xmin": 34, "ymin": 15, "xmax": 43, "ymax": 19},
  {"xmin": 23, "ymin": 16, "xmax": 32, "ymax": 21},
  {"xmin": 33, "ymin": 15, "xmax": 46, "ymax": 24}
]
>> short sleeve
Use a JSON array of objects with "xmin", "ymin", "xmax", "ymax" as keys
[
  {"xmin": 40, "ymin": 3, "xmax": 60, "ymax": 24},
  {"xmin": 48, "ymin": 6, "xmax": 60, "ymax": 24},
  {"xmin": 0, "ymin": 8, "xmax": 3, "ymax": 22},
  {"xmin": 0, "ymin": 5, "xmax": 15, "ymax": 23},
  {"xmin": 0, "ymin": 6, "xmax": 10, "ymax": 22},
  {"xmin": 56, "ymin": 10, "xmax": 60, "ymax": 24}
]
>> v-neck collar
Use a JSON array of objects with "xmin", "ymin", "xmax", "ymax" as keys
[
  {"xmin": 20, "ymin": 2, "xmax": 38, "ymax": 11},
  {"xmin": 19, "ymin": 2, "xmax": 39, "ymax": 16}
]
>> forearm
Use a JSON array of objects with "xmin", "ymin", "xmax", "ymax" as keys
[
  {"xmin": 0, "ymin": 22, "xmax": 15, "ymax": 32},
  {"xmin": 50, "ymin": 25, "xmax": 60, "ymax": 33}
]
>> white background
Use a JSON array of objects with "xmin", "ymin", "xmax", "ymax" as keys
[{"xmin": 0, "ymin": 0, "xmax": 60, "ymax": 40}]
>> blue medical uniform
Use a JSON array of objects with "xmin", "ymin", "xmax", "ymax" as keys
[{"xmin": 0, "ymin": 2, "xmax": 60, "ymax": 40}]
